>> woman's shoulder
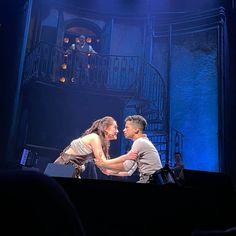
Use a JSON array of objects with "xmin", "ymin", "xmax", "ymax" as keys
[{"xmin": 82, "ymin": 133, "xmax": 100, "ymax": 141}]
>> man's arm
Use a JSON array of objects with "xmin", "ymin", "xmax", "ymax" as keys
[
  {"xmin": 90, "ymin": 134, "xmax": 137, "ymax": 165},
  {"xmin": 95, "ymin": 159, "xmax": 138, "ymax": 173},
  {"xmin": 96, "ymin": 161, "xmax": 125, "ymax": 171},
  {"xmin": 88, "ymin": 45, "xmax": 97, "ymax": 54},
  {"xmin": 100, "ymin": 168, "xmax": 129, "ymax": 177},
  {"xmin": 101, "ymin": 161, "xmax": 138, "ymax": 177}
]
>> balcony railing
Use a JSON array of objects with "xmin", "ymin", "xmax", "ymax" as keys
[{"xmin": 24, "ymin": 42, "xmax": 141, "ymax": 93}]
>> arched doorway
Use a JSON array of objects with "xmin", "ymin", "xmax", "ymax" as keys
[{"xmin": 63, "ymin": 18, "xmax": 102, "ymax": 53}]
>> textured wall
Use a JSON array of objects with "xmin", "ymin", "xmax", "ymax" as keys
[
  {"xmin": 153, "ymin": 29, "xmax": 219, "ymax": 171},
  {"xmin": 171, "ymin": 31, "xmax": 218, "ymax": 171},
  {"xmin": 110, "ymin": 19, "xmax": 144, "ymax": 57}
]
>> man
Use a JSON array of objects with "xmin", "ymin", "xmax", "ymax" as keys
[
  {"xmin": 95, "ymin": 115, "xmax": 163, "ymax": 183},
  {"xmin": 68, "ymin": 34, "xmax": 97, "ymax": 53},
  {"xmin": 67, "ymin": 34, "xmax": 97, "ymax": 80},
  {"xmin": 172, "ymin": 152, "xmax": 184, "ymax": 185},
  {"xmin": 74, "ymin": 34, "xmax": 97, "ymax": 54}
]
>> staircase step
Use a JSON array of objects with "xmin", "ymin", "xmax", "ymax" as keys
[
  {"xmin": 141, "ymin": 110, "xmax": 158, "ymax": 115},
  {"xmin": 153, "ymin": 143, "xmax": 167, "ymax": 145},
  {"xmin": 141, "ymin": 110, "xmax": 159, "ymax": 116},
  {"xmin": 146, "ymin": 130, "xmax": 167, "ymax": 135},
  {"xmin": 146, "ymin": 119, "xmax": 163, "ymax": 124},
  {"xmin": 158, "ymin": 150, "xmax": 167, "ymax": 155}
]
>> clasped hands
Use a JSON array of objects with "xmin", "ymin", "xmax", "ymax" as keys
[
  {"xmin": 126, "ymin": 150, "xmax": 138, "ymax": 161},
  {"xmin": 94, "ymin": 150, "xmax": 138, "ymax": 168}
]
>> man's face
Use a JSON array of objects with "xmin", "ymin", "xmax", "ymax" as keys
[
  {"xmin": 123, "ymin": 121, "xmax": 138, "ymax": 139},
  {"xmin": 79, "ymin": 36, "xmax": 85, "ymax": 44}
]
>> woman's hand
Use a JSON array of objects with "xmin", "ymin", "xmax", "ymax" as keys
[{"xmin": 124, "ymin": 150, "xmax": 138, "ymax": 161}]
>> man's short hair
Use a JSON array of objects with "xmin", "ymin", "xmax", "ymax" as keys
[
  {"xmin": 125, "ymin": 115, "xmax": 147, "ymax": 131},
  {"xmin": 79, "ymin": 35, "xmax": 85, "ymax": 39}
]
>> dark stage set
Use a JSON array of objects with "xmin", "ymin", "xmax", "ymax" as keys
[{"xmin": 1, "ymin": 0, "xmax": 236, "ymax": 235}]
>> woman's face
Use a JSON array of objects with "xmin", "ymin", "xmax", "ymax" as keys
[{"xmin": 105, "ymin": 121, "xmax": 119, "ymax": 140}]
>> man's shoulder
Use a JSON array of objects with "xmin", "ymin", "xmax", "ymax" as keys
[
  {"xmin": 134, "ymin": 136, "xmax": 149, "ymax": 143},
  {"xmin": 133, "ymin": 136, "xmax": 148, "ymax": 146}
]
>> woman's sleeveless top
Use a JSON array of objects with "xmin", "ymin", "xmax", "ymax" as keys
[{"xmin": 54, "ymin": 138, "xmax": 94, "ymax": 178}]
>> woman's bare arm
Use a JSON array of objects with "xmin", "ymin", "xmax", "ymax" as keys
[
  {"xmin": 90, "ymin": 134, "xmax": 137, "ymax": 166},
  {"xmin": 100, "ymin": 168, "xmax": 129, "ymax": 177}
]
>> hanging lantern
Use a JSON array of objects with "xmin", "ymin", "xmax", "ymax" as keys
[
  {"xmin": 86, "ymin": 37, "xmax": 92, "ymax": 43},
  {"xmin": 61, "ymin": 63, "xmax": 67, "ymax": 70},
  {"xmin": 63, "ymin": 37, "xmax": 69, "ymax": 43},
  {"xmin": 59, "ymin": 76, "xmax": 66, "ymax": 83}
]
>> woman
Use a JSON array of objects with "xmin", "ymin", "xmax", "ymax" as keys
[{"xmin": 54, "ymin": 116, "xmax": 137, "ymax": 178}]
